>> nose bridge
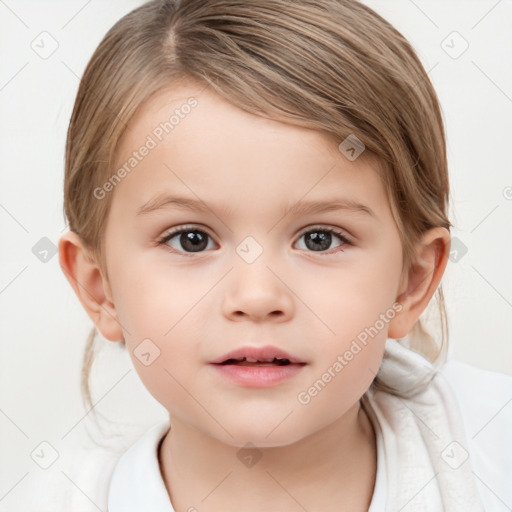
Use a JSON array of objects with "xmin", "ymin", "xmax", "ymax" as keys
[{"xmin": 221, "ymin": 235, "xmax": 293, "ymax": 321}]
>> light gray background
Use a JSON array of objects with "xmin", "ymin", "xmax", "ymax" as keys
[{"xmin": 1, "ymin": 0, "xmax": 511, "ymax": 509}]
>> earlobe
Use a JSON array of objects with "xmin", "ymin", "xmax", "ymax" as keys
[
  {"xmin": 388, "ymin": 227, "xmax": 450, "ymax": 339},
  {"xmin": 58, "ymin": 231, "xmax": 124, "ymax": 342}
]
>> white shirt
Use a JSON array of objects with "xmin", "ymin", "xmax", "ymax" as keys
[
  {"xmin": 106, "ymin": 417, "xmax": 388, "ymax": 511},
  {"xmin": 108, "ymin": 422, "xmax": 386, "ymax": 512},
  {"xmin": 18, "ymin": 358, "xmax": 512, "ymax": 511}
]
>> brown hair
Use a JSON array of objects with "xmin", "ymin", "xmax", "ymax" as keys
[{"xmin": 63, "ymin": 0, "xmax": 451, "ymax": 411}]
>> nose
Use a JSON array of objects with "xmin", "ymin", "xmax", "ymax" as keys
[{"xmin": 221, "ymin": 257, "xmax": 294, "ymax": 323}]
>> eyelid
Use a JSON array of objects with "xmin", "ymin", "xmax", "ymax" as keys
[
  {"xmin": 295, "ymin": 224, "xmax": 353, "ymax": 243},
  {"xmin": 157, "ymin": 224, "xmax": 216, "ymax": 244},
  {"xmin": 158, "ymin": 223, "xmax": 352, "ymax": 241}
]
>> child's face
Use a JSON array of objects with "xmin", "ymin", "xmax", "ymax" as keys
[{"xmin": 101, "ymin": 81, "xmax": 407, "ymax": 446}]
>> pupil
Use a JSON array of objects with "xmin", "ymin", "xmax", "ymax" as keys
[
  {"xmin": 181, "ymin": 231, "xmax": 208, "ymax": 252},
  {"xmin": 305, "ymin": 231, "xmax": 331, "ymax": 251}
]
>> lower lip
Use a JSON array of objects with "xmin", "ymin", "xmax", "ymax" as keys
[{"xmin": 209, "ymin": 363, "xmax": 306, "ymax": 387}]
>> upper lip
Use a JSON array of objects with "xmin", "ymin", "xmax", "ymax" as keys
[{"xmin": 210, "ymin": 345, "xmax": 306, "ymax": 364}]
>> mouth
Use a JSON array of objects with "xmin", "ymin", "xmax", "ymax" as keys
[
  {"xmin": 209, "ymin": 345, "xmax": 306, "ymax": 387},
  {"xmin": 210, "ymin": 345, "xmax": 306, "ymax": 366}
]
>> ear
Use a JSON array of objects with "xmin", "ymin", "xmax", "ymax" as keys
[
  {"xmin": 388, "ymin": 227, "xmax": 450, "ymax": 339},
  {"xmin": 58, "ymin": 230, "xmax": 124, "ymax": 342}
]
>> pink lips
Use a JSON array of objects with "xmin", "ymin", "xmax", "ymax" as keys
[{"xmin": 209, "ymin": 345, "xmax": 306, "ymax": 387}]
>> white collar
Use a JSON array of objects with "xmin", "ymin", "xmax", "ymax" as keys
[
  {"xmin": 368, "ymin": 405, "xmax": 387, "ymax": 511},
  {"xmin": 108, "ymin": 418, "xmax": 386, "ymax": 511},
  {"xmin": 108, "ymin": 421, "xmax": 174, "ymax": 512}
]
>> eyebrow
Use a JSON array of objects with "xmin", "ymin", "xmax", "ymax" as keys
[{"xmin": 136, "ymin": 194, "xmax": 376, "ymax": 219}]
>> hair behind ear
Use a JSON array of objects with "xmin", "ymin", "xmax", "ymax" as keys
[{"xmin": 81, "ymin": 326, "xmax": 98, "ymax": 412}]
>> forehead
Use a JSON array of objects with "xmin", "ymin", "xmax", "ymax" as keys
[
  {"xmin": 119, "ymin": 81, "xmax": 342, "ymax": 163},
  {"xmin": 111, "ymin": 81, "xmax": 390, "ymax": 221}
]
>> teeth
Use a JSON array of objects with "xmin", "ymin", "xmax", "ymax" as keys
[
  {"xmin": 244, "ymin": 357, "xmax": 285, "ymax": 363},
  {"xmin": 221, "ymin": 356, "xmax": 295, "ymax": 364}
]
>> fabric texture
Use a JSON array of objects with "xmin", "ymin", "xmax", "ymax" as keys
[{"xmin": 362, "ymin": 338, "xmax": 486, "ymax": 511}]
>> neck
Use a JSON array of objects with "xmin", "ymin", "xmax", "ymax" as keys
[{"xmin": 159, "ymin": 401, "xmax": 377, "ymax": 512}]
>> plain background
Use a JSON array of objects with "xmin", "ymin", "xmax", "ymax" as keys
[{"xmin": 1, "ymin": 0, "xmax": 511, "ymax": 509}]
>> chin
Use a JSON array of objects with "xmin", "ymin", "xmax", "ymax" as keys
[{"xmin": 211, "ymin": 421, "xmax": 310, "ymax": 450}]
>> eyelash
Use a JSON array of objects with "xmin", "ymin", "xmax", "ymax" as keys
[{"xmin": 156, "ymin": 224, "xmax": 353, "ymax": 257}]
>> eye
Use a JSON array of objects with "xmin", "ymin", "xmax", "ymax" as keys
[
  {"xmin": 294, "ymin": 227, "xmax": 352, "ymax": 254},
  {"xmin": 157, "ymin": 225, "xmax": 216, "ymax": 254},
  {"xmin": 157, "ymin": 225, "xmax": 352, "ymax": 256}
]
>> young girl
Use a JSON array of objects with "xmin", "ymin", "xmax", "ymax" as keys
[{"xmin": 47, "ymin": 0, "xmax": 511, "ymax": 510}]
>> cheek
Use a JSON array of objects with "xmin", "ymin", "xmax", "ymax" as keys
[
  {"xmin": 293, "ymin": 242, "xmax": 401, "ymax": 397},
  {"xmin": 108, "ymin": 262, "xmax": 210, "ymax": 399},
  {"xmin": 295, "ymin": 253, "xmax": 402, "ymax": 344},
  {"xmin": 295, "ymin": 303, "xmax": 389, "ymax": 423},
  {"xmin": 110, "ymin": 254, "xmax": 211, "ymax": 336}
]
